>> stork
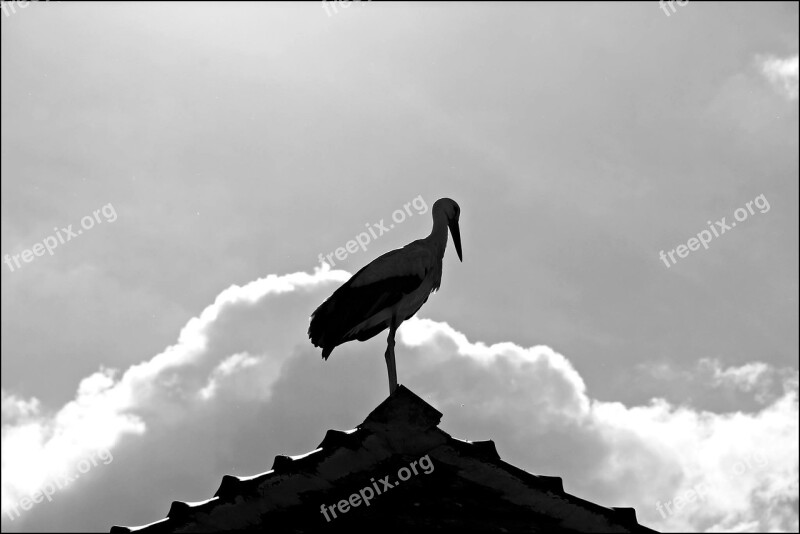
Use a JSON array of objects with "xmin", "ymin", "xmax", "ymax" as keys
[{"xmin": 308, "ymin": 198, "xmax": 463, "ymax": 395}]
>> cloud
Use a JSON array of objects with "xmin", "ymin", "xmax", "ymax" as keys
[
  {"xmin": 1, "ymin": 265, "xmax": 350, "ymax": 525},
  {"xmin": 198, "ymin": 352, "xmax": 261, "ymax": 400},
  {"xmin": 1, "ymin": 393, "xmax": 41, "ymax": 422},
  {"xmin": 699, "ymin": 358, "xmax": 798, "ymax": 406},
  {"xmin": 705, "ymin": 359, "xmax": 770, "ymax": 391},
  {"xmin": 760, "ymin": 54, "xmax": 799, "ymax": 100},
  {"xmin": 639, "ymin": 358, "xmax": 797, "ymax": 407},
  {"xmin": 400, "ymin": 320, "xmax": 798, "ymax": 532},
  {"xmin": 1, "ymin": 266, "xmax": 797, "ymax": 532}
]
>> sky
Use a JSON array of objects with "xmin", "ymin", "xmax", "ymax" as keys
[{"xmin": 1, "ymin": 2, "xmax": 798, "ymax": 532}]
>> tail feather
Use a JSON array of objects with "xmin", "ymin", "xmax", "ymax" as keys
[{"xmin": 308, "ymin": 294, "xmax": 344, "ymax": 360}]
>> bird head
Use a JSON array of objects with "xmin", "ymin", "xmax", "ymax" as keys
[{"xmin": 433, "ymin": 198, "xmax": 462, "ymax": 262}]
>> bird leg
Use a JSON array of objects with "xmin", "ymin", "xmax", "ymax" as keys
[{"xmin": 385, "ymin": 317, "xmax": 399, "ymax": 395}]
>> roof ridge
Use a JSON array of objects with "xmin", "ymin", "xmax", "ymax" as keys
[{"xmin": 111, "ymin": 386, "xmax": 658, "ymax": 533}]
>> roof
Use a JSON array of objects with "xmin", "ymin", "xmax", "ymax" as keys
[{"xmin": 111, "ymin": 385, "xmax": 658, "ymax": 533}]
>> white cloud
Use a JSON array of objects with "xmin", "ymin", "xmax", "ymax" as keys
[
  {"xmin": 705, "ymin": 359, "xmax": 770, "ymax": 391},
  {"xmin": 760, "ymin": 54, "xmax": 799, "ymax": 100},
  {"xmin": 1, "ymin": 266, "xmax": 797, "ymax": 532},
  {"xmin": 699, "ymin": 357, "xmax": 796, "ymax": 405},
  {"xmin": 198, "ymin": 352, "xmax": 260, "ymax": 400},
  {"xmin": 1, "ymin": 393, "xmax": 41, "ymax": 422},
  {"xmin": 1, "ymin": 265, "xmax": 350, "ymax": 521},
  {"xmin": 401, "ymin": 319, "xmax": 798, "ymax": 532}
]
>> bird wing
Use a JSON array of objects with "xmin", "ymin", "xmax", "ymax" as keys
[
  {"xmin": 308, "ymin": 242, "xmax": 434, "ymax": 353},
  {"xmin": 348, "ymin": 240, "xmax": 432, "ymax": 289}
]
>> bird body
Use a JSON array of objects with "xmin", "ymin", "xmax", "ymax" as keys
[{"xmin": 308, "ymin": 198, "xmax": 462, "ymax": 394}]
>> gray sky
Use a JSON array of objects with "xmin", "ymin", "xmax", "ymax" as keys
[{"xmin": 1, "ymin": 2, "xmax": 797, "ymax": 532}]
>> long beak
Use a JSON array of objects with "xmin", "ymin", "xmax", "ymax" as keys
[{"xmin": 448, "ymin": 218, "xmax": 463, "ymax": 262}]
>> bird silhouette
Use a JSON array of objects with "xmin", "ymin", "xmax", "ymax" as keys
[{"xmin": 308, "ymin": 198, "xmax": 463, "ymax": 395}]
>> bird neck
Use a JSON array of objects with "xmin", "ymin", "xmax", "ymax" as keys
[{"xmin": 426, "ymin": 214, "xmax": 449, "ymax": 258}]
